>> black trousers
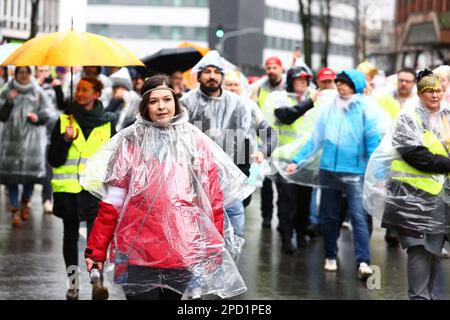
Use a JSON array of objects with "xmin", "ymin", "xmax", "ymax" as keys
[
  {"xmin": 276, "ymin": 182, "xmax": 312, "ymax": 238},
  {"xmin": 123, "ymin": 266, "xmax": 191, "ymax": 300},
  {"xmin": 261, "ymin": 177, "xmax": 274, "ymax": 221},
  {"xmin": 63, "ymin": 217, "xmax": 95, "ymax": 271},
  {"xmin": 126, "ymin": 288, "xmax": 183, "ymax": 300}
]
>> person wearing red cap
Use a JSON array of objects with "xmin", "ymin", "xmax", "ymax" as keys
[
  {"xmin": 316, "ymin": 67, "xmax": 337, "ymax": 90},
  {"xmin": 250, "ymin": 56, "xmax": 286, "ymax": 229}
]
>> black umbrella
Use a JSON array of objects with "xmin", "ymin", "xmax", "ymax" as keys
[{"xmin": 142, "ymin": 47, "xmax": 203, "ymax": 76}]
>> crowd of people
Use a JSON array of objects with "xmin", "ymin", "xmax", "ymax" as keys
[{"xmin": 1, "ymin": 47, "xmax": 450, "ymax": 301}]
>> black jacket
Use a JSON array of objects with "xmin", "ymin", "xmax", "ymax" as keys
[{"xmin": 274, "ymin": 98, "xmax": 315, "ymax": 125}]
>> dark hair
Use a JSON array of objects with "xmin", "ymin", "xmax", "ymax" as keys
[
  {"xmin": 79, "ymin": 76, "xmax": 104, "ymax": 93},
  {"xmin": 397, "ymin": 67, "xmax": 416, "ymax": 78},
  {"xmin": 416, "ymin": 68, "xmax": 433, "ymax": 82},
  {"xmin": 139, "ymin": 74, "xmax": 181, "ymax": 121},
  {"xmin": 286, "ymin": 66, "xmax": 312, "ymax": 92},
  {"xmin": 335, "ymin": 72, "xmax": 356, "ymax": 93},
  {"xmin": 83, "ymin": 66, "xmax": 102, "ymax": 75},
  {"xmin": 14, "ymin": 66, "xmax": 32, "ymax": 77}
]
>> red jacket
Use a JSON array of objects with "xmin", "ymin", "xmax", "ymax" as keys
[{"xmin": 85, "ymin": 138, "xmax": 225, "ymax": 269}]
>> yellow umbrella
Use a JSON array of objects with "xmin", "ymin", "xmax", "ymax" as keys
[
  {"xmin": 2, "ymin": 30, "xmax": 144, "ymax": 103},
  {"xmin": 177, "ymin": 41, "xmax": 210, "ymax": 57},
  {"xmin": 2, "ymin": 30, "xmax": 144, "ymax": 67}
]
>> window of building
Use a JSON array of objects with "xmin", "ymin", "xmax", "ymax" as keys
[
  {"xmin": 194, "ymin": 27, "xmax": 207, "ymax": 41},
  {"xmin": 196, "ymin": 0, "xmax": 208, "ymax": 6},
  {"xmin": 171, "ymin": 26, "xmax": 183, "ymax": 40},
  {"xmin": 149, "ymin": 25, "xmax": 161, "ymax": 39}
]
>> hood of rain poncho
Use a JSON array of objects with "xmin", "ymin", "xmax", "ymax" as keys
[
  {"xmin": 191, "ymin": 50, "xmax": 224, "ymax": 75},
  {"xmin": 363, "ymin": 100, "xmax": 450, "ymax": 234},
  {"xmin": 180, "ymin": 88, "xmax": 252, "ymax": 165},
  {"xmin": 336, "ymin": 70, "xmax": 367, "ymax": 95},
  {"xmin": 271, "ymin": 92, "xmax": 390, "ymax": 187},
  {"xmin": 80, "ymin": 106, "xmax": 254, "ymax": 298},
  {"xmin": 0, "ymin": 79, "xmax": 52, "ymax": 184}
]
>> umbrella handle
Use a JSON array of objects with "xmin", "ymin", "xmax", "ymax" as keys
[
  {"xmin": 72, "ymin": 128, "xmax": 79, "ymax": 140},
  {"xmin": 68, "ymin": 114, "xmax": 79, "ymax": 140}
]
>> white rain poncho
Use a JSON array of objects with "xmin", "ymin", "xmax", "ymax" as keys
[
  {"xmin": 363, "ymin": 101, "xmax": 450, "ymax": 234},
  {"xmin": 0, "ymin": 80, "xmax": 52, "ymax": 184},
  {"xmin": 272, "ymin": 92, "xmax": 390, "ymax": 187},
  {"xmin": 81, "ymin": 107, "xmax": 255, "ymax": 299},
  {"xmin": 180, "ymin": 89, "xmax": 252, "ymax": 165}
]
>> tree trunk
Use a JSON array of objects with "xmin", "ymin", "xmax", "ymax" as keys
[
  {"xmin": 298, "ymin": 0, "xmax": 313, "ymax": 67},
  {"xmin": 29, "ymin": 0, "xmax": 40, "ymax": 40},
  {"xmin": 320, "ymin": 0, "xmax": 331, "ymax": 67}
]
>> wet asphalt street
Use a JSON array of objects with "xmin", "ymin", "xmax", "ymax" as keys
[{"xmin": 1, "ymin": 184, "xmax": 450, "ymax": 300}]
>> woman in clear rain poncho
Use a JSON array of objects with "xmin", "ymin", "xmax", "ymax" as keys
[
  {"xmin": 0, "ymin": 66, "xmax": 52, "ymax": 227},
  {"xmin": 364, "ymin": 70, "xmax": 450, "ymax": 300},
  {"xmin": 82, "ymin": 75, "xmax": 254, "ymax": 300}
]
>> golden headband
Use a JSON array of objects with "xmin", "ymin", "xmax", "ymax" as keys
[
  {"xmin": 417, "ymin": 75, "xmax": 442, "ymax": 94},
  {"xmin": 142, "ymin": 86, "xmax": 175, "ymax": 98}
]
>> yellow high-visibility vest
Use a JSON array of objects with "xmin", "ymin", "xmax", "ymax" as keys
[
  {"xmin": 257, "ymin": 87, "xmax": 271, "ymax": 110},
  {"xmin": 390, "ymin": 113, "xmax": 449, "ymax": 195},
  {"xmin": 51, "ymin": 114, "xmax": 111, "ymax": 194},
  {"xmin": 375, "ymin": 94, "xmax": 401, "ymax": 120},
  {"xmin": 263, "ymin": 91, "xmax": 315, "ymax": 147}
]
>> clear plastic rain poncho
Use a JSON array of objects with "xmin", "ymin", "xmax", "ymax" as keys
[
  {"xmin": 364, "ymin": 100, "xmax": 450, "ymax": 234},
  {"xmin": 81, "ymin": 107, "xmax": 255, "ymax": 299},
  {"xmin": 182, "ymin": 51, "xmax": 253, "ymax": 166},
  {"xmin": 0, "ymin": 80, "xmax": 52, "ymax": 184},
  {"xmin": 271, "ymin": 92, "xmax": 391, "ymax": 187},
  {"xmin": 180, "ymin": 87, "xmax": 252, "ymax": 166}
]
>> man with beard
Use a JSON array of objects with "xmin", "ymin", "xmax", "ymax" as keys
[
  {"xmin": 180, "ymin": 50, "xmax": 253, "ymax": 237},
  {"xmin": 251, "ymin": 57, "xmax": 286, "ymax": 229}
]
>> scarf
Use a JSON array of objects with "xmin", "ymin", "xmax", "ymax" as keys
[{"xmin": 70, "ymin": 100, "xmax": 116, "ymax": 138}]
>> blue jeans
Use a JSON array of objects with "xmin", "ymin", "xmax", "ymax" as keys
[
  {"xmin": 319, "ymin": 170, "xmax": 370, "ymax": 266},
  {"xmin": 225, "ymin": 202, "xmax": 245, "ymax": 237},
  {"xmin": 7, "ymin": 184, "xmax": 34, "ymax": 209},
  {"xmin": 309, "ymin": 188, "xmax": 319, "ymax": 225}
]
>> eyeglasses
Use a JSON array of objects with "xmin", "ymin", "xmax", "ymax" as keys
[{"xmin": 398, "ymin": 79, "xmax": 415, "ymax": 84}]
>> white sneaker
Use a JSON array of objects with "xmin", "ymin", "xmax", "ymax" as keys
[
  {"xmin": 43, "ymin": 199, "xmax": 53, "ymax": 214},
  {"xmin": 324, "ymin": 259, "xmax": 337, "ymax": 271},
  {"xmin": 341, "ymin": 221, "xmax": 352, "ymax": 230},
  {"xmin": 358, "ymin": 262, "xmax": 373, "ymax": 280},
  {"xmin": 441, "ymin": 248, "xmax": 449, "ymax": 259}
]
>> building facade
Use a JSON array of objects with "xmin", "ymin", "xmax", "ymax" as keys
[
  {"xmin": 2, "ymin": 0, "xmax": 358, "ymax": 73},
  {"xmin": 0, "ymin": 0, "xmax": 60, "ymax": 42},
  {"xmin": 395, "ymin": 0, "xmax": 450, "ymax": 69},
  {"xmin": 83, "ymin": 0, "xmax": 358, "ymax": 73}
]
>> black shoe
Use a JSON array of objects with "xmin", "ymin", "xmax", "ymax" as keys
[
  {"xmin": 306, "ymin": 224, "xmax": 320, "ymax": 239},
  {"xmin": 92, "ymin": 279, "xmax": 109, "ymax": 300},
  {"xmin": 297, "ymin": 235, "xmax": 308, "ymax": 248},
  {"xmin": 66, "ymin": 289, "xmax": 79, "ymax": 300},
  {"xmin": 384, "ymin": 230, "xmax": 400, "ymax": 247},
  {"xmin": 281, "ymin": 236, "xmax": 296, "ymax": 254}
]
